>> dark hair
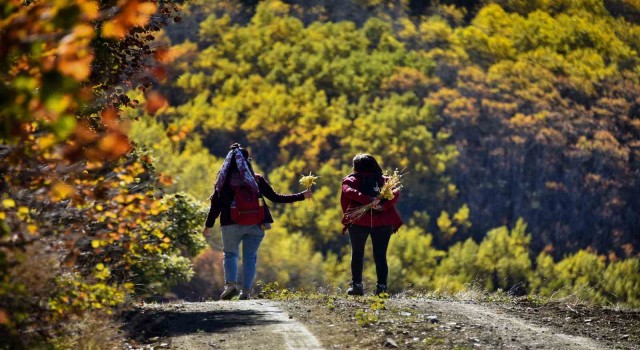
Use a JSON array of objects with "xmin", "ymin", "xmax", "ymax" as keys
[{"xmin": 352, "ymin": 154, "xmax": 382, "ymax": 175}]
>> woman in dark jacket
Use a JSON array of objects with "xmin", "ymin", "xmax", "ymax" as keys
[
  {"xmin": 203, "ymin": 144, "xmax": 312, "ymax": 300},
  {"xmin": 341, "ymin": 154, "xmax": 402, "ymax": 296}
]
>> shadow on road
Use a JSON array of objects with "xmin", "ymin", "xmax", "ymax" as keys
[{"xmin": 123, "ymin": 307, "xmax": 283, "ymax": 341}]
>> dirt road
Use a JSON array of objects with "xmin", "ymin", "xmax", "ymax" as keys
[
  {"xmin": 390, "ymin": 299, "xmax": 607, "ymax": 349},
  {"xmin": 124, "ymin": 300, "xmax": 323, "ymax": 350},
  {"xmin": 124, "ymin": 297, "xmax": 639, "ymax": 349}
]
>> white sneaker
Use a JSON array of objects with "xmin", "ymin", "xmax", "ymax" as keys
[{"xmin": 220, "ymin": 282, "xmax": 239, "ymax": 300}]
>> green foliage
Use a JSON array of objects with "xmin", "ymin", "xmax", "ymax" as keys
[
  {"xmin": 603, "ymin": 258, "xmax": 640, "ymax": 307},
  {"xmin": 423, "ymin": 337, "xmax": 445, "ymax": 345},
  {"xmin": 432, "ymin": 238, "xmax": 480, "ymax": 294},
  {"xmin": 257, "ymin": 226, "xmax": 326, "ymax": 288},
  {"xmin": 49, "ymin": 274, "xmax": 126, "ymax": 316},
  {"xmin": 322, "ymin": 251, "xmax": 351, "ymax": 287},
  {"xmin": 354, "ymin": 294, "xmax": 387, "ymax": 326},
  {"xmin": 377, "ymin": 225, "xmax": 444, "ymax": 291},
  {"xmin": 529, "ymin": 252, "xmax": 559, "ymax": 295},
  {"xmin": 131, "ymin": 193, "xmax": 208, "ymax": 293},
  {"xmin": 270, "ymin": 161, "xmax": 346, "ymax": 247},
  {"xmin": 128, "ymin": 117, "xmax": 222, "ymax": 201},
  {"xmin": 162, "ymin": 194, "xmax": 209, "ymax": 256},
  {"xmin": 527, "ymin": 251, "xmax": 640, "ymax": 307},
  {"xmin": 532, "ymin": 250, "xmax": 608, "ymax": 304},
  {"xmin": 475, "ymin": 219, "xmax": 532, "ymax": 292},
  {"xmin": 355, "ymin": 308, "xmax": 380, "ymax": 326},
  {"xmin": 437, "ymin": 211, "xmax": 456, "ymax": 237},
  {"xmin": 258, "ymin": 282, "xmax": 296, "ymax": 300}
]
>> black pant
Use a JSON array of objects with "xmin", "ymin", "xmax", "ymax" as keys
[{"xmin": 348, "ymin": 224, "xmax": 393, "ymax": 285}]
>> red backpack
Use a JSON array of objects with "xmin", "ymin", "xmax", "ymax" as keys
[{"xmin": 230, "ymin": 181, "xmax": 265, "ymax": 225}]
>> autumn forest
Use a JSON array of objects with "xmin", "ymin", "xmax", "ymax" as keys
[{"xmin": 2, "ymin": 0, "xmax": 640, "ymax": 348}]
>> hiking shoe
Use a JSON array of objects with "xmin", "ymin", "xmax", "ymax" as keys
[
  {"xmin": 238, "ymin": 289, "xmax": 251, "ymax": 300},
  {"xmin": 375, "ymin": 283, "xmax": 388, "ymax": 296},
  {"xmin": 347, "ymin": 282, "xmax": 364, "ymax": 296},
  {"xmin": 220, "ymin": 282, "xmax": 239, "ymax": 300}
]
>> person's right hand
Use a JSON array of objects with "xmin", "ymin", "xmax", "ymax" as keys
[
  {"xmin": 371, "ymin": 197, "xmax": 381, "ymax": 207},
  {"xmin": 203, "ymin": 227, "xmax": 212, "ymax": 237},
  {"xmin": 303, "ymin": 189, "xmax": 313, "ymax": 199}
]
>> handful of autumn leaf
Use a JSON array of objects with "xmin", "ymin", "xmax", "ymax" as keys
[{"xmin": 345, "ymin": 169, "xmax": 405, "ymax": 223}]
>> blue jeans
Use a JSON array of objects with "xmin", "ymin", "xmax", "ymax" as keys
[{"xmin": 221, "ymin": 224, "xmax": 265, "ymax": 289}]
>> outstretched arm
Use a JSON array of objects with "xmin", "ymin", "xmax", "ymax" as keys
[{"xmin": 258, "ymin": 176, "xmax": 306, "ymax": 203}]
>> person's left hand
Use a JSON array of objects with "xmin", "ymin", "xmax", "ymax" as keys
[
  {"xmin": 203, "ymin": 227, "xmax": 212, "ymax": 237},
  {"xmin": 303, "ymin": 189, "xmax": 313, "ymax": 199}
]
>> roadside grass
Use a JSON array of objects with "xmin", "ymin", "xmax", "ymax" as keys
[
  {"xmin": 56, "ymin": 311, "xmax": 124, "ymax": 349},
  {"xmin": 257, "ymin": 280, "xmax": 640, "ymax": 318}
]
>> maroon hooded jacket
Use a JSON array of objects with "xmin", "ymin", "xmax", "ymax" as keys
[{"xmin": 340, "ymin": 173, "xmax": 403, "ymax": 234}]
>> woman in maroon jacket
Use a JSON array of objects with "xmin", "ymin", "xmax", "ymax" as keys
[
  {"xmin": 341, "ymin": 154, "xmax": 402, "ymax": 296},
  {"xmin": 203, "ymin": 144, "xmax": 312, "ymax": 300}
]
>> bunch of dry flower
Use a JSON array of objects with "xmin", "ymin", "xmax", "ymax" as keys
[
  {"xmin": 299, "ymin": 172, "xmax": 319, "ymax": 190},
  {"xmin": 299, "ymin": 172, "xmax": 318, "ymax": 211},
  {"xmin": 345, "ymin": 168, "xmax": 405, "ymax": 223}
]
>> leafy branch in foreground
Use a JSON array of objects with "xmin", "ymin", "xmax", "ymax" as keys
[{"xmin": 0, "ymin": 0, "xmax": 196, "ymax": 348}]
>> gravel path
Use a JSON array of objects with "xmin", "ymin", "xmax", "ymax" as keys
[
  {"xmin": 128, "ymin": 300, "xmax": 324, "ymax": 350},
  {"xmin": 392, "ymin": 298, "xmax": 609, "ymax": 349},
  {"xmin": 126, "ymin": 298, "xmax": 637, "ymax": 349}
]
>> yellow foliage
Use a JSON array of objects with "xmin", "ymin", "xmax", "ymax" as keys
[
  {"xmin": 102, "ymin": 0, "xmax": 158, "ymax": 39},
  {"xmin": 437, "ymin": 211, "xmax": 456, "ymax": 237},
  {"xmin": 51, "ymin": 182, "xmax": 75, "ymax": 202},
  {"xmin": 57, "ymin": 24, "xmax": 95, "ymax": 80}
]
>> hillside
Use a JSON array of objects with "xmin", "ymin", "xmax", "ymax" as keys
[
  {"xmin": 129, "ymin": 0, "xmax": 640, "ymax": 306},
  {"xmin": 147, "ymin": 0, "xmax": 640, "ymax": 256}
]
